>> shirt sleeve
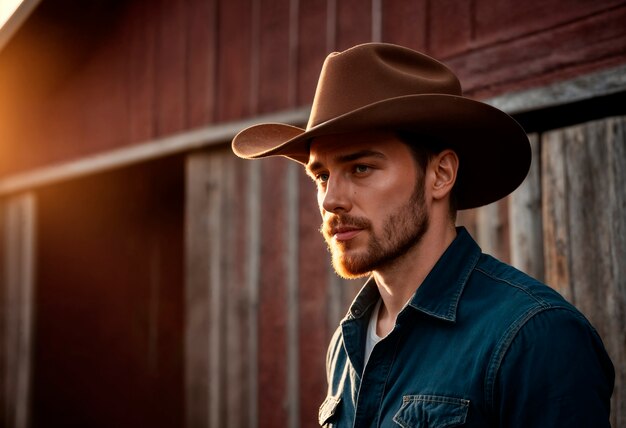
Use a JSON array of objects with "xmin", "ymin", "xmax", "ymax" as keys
[{"xmin": 493, "ymin": 307, "xmax": 615, "ymax": 427}]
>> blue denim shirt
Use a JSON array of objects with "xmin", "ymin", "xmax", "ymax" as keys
[{"xmin": 319, "ymin": 228, "xmax": 614, "ymax": 427}]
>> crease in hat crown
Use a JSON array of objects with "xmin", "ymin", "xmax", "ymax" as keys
[
  {"xmin": 232, "ymin": 43, "xmax": 466, "ymax": 161},
  {"xmin": 306, "ymin": 43, "xmax": 462, "ymax": 129}
]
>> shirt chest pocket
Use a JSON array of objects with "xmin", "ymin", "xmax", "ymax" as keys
[
  {"xmin": 318, "ymin": 395, "xmax": 341, "ymax": 426},
  {"xmin": 392, "ymin": 395, "xmax": 469, "ymax": 428}
]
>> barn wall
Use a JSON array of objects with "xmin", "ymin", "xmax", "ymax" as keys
[
  {"xmin": 185, "ymin": 147, "xmax": 362, "ymax": 428},
  {"xmin": 0, "ymin": 0, "xmax": 624, "ymax": 176},
  {"xmin": 0, "ymin": 1, "xmax": 624, "ymax": 427}
]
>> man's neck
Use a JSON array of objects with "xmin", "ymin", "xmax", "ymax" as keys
[{"xmin": 372, "ymin": 222, "xmax": 457, "ymax": 337}]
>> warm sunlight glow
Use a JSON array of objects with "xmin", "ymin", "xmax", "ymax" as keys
[{"xmin": 0, "ymin": 0, "xmax": 25, "ymax": 30}]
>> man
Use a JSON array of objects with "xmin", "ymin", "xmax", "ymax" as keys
[{"xmin": 232, "ymin": 43, "xmax": 614, "ymax": 427}]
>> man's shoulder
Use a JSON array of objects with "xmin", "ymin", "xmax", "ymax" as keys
[
  {"xmin": 464, "ymin": 253, "xmax": 611, "ymax": 372},
  {"xmin": 471, "ymin": 252, "xmax": 571, "ymax": 310},
  {"xmin": 459, "ymin": 252, "xmax": 594, "ymax": 337}
]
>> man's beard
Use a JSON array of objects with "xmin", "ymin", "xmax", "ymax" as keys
[{"xmin": 321, "ymin": 181, "xmax": 429, "ymax": 279}]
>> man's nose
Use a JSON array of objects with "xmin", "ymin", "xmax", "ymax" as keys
[{"xmin": 321, "ymin": 177, "xmax": 352, "ymax": 214}]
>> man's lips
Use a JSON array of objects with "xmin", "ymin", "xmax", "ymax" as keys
[{"xmin": 331, "ymin": 226, "xmax": 363, "ymax": 241}]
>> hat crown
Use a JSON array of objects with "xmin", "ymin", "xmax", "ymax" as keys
[{"xmin": 307, "ymin": 43, "xmax": 462, "ymax": 129}]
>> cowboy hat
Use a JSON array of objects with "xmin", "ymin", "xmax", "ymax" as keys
[{"xmin": 231, "ymin": 43, "xmax": 530, "ymax": 209}]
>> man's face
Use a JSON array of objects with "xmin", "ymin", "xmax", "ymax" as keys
[{"xmin": 307, "ymin": 131, "xmax": 430, "ymax": 279}]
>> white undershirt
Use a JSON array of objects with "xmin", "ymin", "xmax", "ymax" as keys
[{"xmin": 364, "ymin": 299, "xmax": 384, "ymax": 368}]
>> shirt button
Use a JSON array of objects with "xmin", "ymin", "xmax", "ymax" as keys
[{"xmin": 353, "ymin": 308, "xmax": 361, "ymax": 316}]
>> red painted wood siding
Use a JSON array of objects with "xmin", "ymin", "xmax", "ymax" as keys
[{"xmin": 0, "ymin": 0, "xmax": 624, "ymax": 175}]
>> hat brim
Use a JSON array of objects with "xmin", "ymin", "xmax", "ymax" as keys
[{"xmin": 232, "ymin": 94, "xmax": 531, "ymax": 210}]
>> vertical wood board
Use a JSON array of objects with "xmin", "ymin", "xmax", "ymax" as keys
[
  {"xmin": 186, "ymin": 0, "xmax": 218, "ymax": 128},
  {"xmin": 185, "ymin": 153, "xmax": 213, "ymax": 428},
  {"xmin": 258, "ymin": 157, "xmax": 289, "ymax": 428},
  {"xmin": 257, "ymin": 0, "xmax": 293, "ymax": 113},
  {"xmin": 0, "ymin": 193, "xmax": 36, "ymax": 428},
  {"xmin": 509, "ymin": 134, "xmax": 544, "ymax": 281},
  {"xmin": 215, "ymin": 0, "xmax": 254, "ymax": 122},
  {"xmin": 380, "ymin": 0, "xmax": 427, "ymax": 51},
  {"xmin": 155, "ymin": 0, "xmax": 187, "ymax": 136},
  {"xmin": 542, "ymin": 116, "xmax": 626, "ymax": 427},
  {"xmin": 335, "ymin": 0, "xmax": 372, "ymax": 50}
]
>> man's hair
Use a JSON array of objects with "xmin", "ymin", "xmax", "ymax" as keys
[{"xmin": 395, "ymin": 130, "xmax": 458, "ymax": 221}]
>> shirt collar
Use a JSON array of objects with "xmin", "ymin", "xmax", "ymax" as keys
[
  {"xmin": 407, "ymin": 227, "xmax": 481, "ymax": 322},
  {"xmin": 345, "ymin": 227, "xmax": 481, "ymax": 323}
]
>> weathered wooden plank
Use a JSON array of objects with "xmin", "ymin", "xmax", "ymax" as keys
[
  {"xmin": 0, "ymin": 193, "xmax": 36, "ymax": 428},
  {"xmin": 542, "ymin": 116, "xmax": 626, "ymax": 427},
  {"xmin": 223, "ymin": 152, "xmax": 249, "ymax": 428},
  {"xmin": 475, "ymin": 198, "xmax": 510, "ymax": 262},
  {"xmin": 335, "ymin": 0, "xmax": 372, "ymax": 50},
  {"xmin": 326, "ymin": 0, "xmax": 337, "ymax": 51},
  {"xmin": 509, "ymin": 134, "xmax": 544, "ymax": 280},
  {"xmin": 541, "ymin": 128, "xmax": 573, "ymax": 300},
  {"xmin": 208, "ymin": 152, "xmax": 228, "ymax": 428},
  {"xmin": 296, "ymin": 0, "xmax": 329, "ymax": 105},
  {"xmin": 564, "ymin": 117, "xmax": 625, "ymax": 428},
  {"xmin": 246, "ymin": 160, "xmax": 262, "ymax": 428},
  {"xmin": 187, "ymin": 148, "xmax": 255, "ymax": 428},
  {"xmin": 0, "ymin": 107, "xmax": 310, "ymax": 197},
  {"xmin": 456, "ymin": 208, "xmax": 478, "ymax": 239},
  {"xmin": 80, "ymin": 19, "xmax": 130, "ymax": 154},
  {"xmin": 185, "ymin": 153, "xmax": 214, "ymax": 427},
  {"xmin": 186, "ymin": 0, "xmax": 218, "ymax": 128},
  {"xmin": 285, "ymin": 162, "xmax": 300, "ymax": 428},
  {"xmin": 128, "ymin": 0, "xmax": 157, "ymax": 143},
  {"xmin": 257, "ymin": 0, "xmax": 293, "ymax": 113},
  {"xmin": 474, "ymin": 0, "xmax": 623, "ymax": 48},
  {"xmin": 381, "ymin": 0, "xmax": 427, "ymax": 51},
  {"xmin": 446, "ymin": 5, "xmax": 626, "ymax": 98},
  {"xmin": 428, "ymin": 0, "xmax": 472, "ymax": 58},
  {"xmin": 296, "ymin": 169, "xmax": 330, "ymax": 428},
  {"xmin": 258, "ymin": 157, "xmax": 289, "ymax": 428},
  {"xmin": 216, "ymin": 0, "xmax": 254, "ymax": 121},
  {"xmin": 155, "ymin": 0, "xmax": 187, "ymax": 136}
]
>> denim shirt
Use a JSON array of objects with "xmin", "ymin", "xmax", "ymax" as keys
[{"xmin": 319, "ymin": 227, "xmax": 614, "ymax": 427}]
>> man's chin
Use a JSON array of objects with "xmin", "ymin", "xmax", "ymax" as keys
[{"xmin": 332, "ymin": 253, "xmax": 373, "ymax": 279}]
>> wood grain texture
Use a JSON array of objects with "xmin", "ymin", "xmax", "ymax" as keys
[
  {"xmin": 257, "ymin": 0, "xmax": 293, "ymax": 113},
  {"xmin": 509, "ymin": 134, "xmax": 544, "ymax": 281},
  {"xmin": 216, "ymin": 0, "xmax": 254, "ymax": 122},
  {"xmin": 542, "ymin": 116, "xmax": 626, "ymax": 427},
  {"xmin": 186, "ymin": 149, "xmax": 254, "ymax": 428},
  {"xmin": 258, "ymin": 157, "xmax": 289, "ymax": 428},
  {"xmin": 0, "ymin": 0, "xmax": 625, "ymax": 174},
  {"xmin": 335, "ymin": 0, "xmax": 372, "ymax": 50},
  {"xmin": 155, "ymin": 0, "xmax": 187, "ymax": 136},
  {"xmin": 0, "ymin": 193, "xmax": 36, "ymax": 428},
  {"xmin": 475, "ymin": 198, "xmax": 510, "ymax": 263},
  {"xmin": 185, "ymin": 153, "xmax": 213, "ymax": 428},
  {"xmin": 186, "ymin": 0, "xmax": 218, "ymax": 128},
  {"xmin": 381, "ymin": 0, "xmax": 427, "ymax": 51},
  {"xmin": 297, "ymin": 169, "xmax": 331, "ymax": 428},
  {"xmin": 447, "ymin": 5, "xmax": 626, "ymax": 97}
]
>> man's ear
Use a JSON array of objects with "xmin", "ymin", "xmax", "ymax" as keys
[{"xmin": 430, "ymin": 149, "xmax": 458, "ymax": 201}]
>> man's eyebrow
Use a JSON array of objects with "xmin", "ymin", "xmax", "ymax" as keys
[{"xmin": 306, "ymin": 150, "xmax": 387, "ymax": 174}]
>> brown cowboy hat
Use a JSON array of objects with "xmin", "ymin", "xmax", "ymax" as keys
[{"xmin": 232, "ymin": 43, "xmax": 530, "ymax": 210}]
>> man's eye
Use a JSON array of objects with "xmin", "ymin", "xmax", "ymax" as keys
[
  {"xmin": 316, "ymin": 173, "xmax": 329, "ymax": 183},
  {"xmin": 354, "ymin": 165, "xmax": 369, "ymax": 174}
]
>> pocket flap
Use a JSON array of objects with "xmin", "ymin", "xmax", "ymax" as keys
[
  {"xmin": 318, "ymin": 395, "xmax": 341, "ymax": 426},
  {"xmin": 393, "ymin": 395, "xmax": 469, "ymax": 428}
]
